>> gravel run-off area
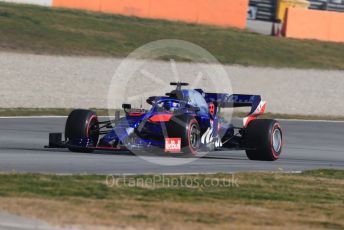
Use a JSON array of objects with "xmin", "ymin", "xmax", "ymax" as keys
[{"xmin": 1, "ymin": 51, "xmax": 344, "ymax": 116}]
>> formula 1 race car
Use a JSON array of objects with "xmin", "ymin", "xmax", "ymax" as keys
[{"xmin": 47, "ymin": 82, "xmax": 283, "ymax": 161}]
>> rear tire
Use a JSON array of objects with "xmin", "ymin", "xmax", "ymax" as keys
[
  {"xmin": 167, "ymin": 115, "xmax": 200, "ymax": 156},
  {"xmin": 244, "ymin": 119, "xmax": 282, "ymax": 161},
  {"xmin": 65, "ymin": 109, "xmax": 99, "ymax": 153}
]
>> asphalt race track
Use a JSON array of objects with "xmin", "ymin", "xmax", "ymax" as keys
[{"xmin": 0, "ymin": 117, "xmax": 343, "ymax": 174}]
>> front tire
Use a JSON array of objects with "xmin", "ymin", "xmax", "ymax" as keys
[
  {"xmin": 167, "ymin": 115, "xmax": 201, "ymax": 156},
  {"xmin": 65, "ymin": 109, "xmax": 99, "ymax": 153},
  {"xmin": 244, "ymin": 119, "xmax": 283, "ymax": 161}
]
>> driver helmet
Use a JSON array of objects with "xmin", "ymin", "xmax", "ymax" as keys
[
  {"xmin": 163, "ymin": 101, "xmax": 174, "ymax": 111},
  {"xmin": 164, "ymin": 101, "xmax": 181, "ymax": 112}
]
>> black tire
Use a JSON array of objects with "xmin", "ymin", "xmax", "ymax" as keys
[
  {"xmin": 244, "ymin": 119, "xmax": 283, "ymax": 161},
  {"xmin": 167, "ymin": 115, "xmax": 201, "ymax": 156},
  {"xmin": 65, "ymin": 109, "xmax": 99, "ymax": 153}
]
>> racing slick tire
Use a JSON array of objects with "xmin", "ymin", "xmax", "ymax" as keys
[
  {"xmin": 244, "ymin": 119, "xmax": 282, "ymax": 161},
  {"xmin": 167, "ymin": 115, "xmax": 201, "ymax": 156},
  {"xmin": 65, "ymin": 109, "xmax": 99, "ymax": 153}
]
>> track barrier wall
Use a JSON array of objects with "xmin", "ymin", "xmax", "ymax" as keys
[
  {"xmin": 283, "ymin": 8, "xmax": 344, "ymax": 43},
  {"xmin": 51, "ymin": 0, "xmax": 249, "ymax": 28},
  {"xmin": 0, "ymin": 0, "xmax": 248, "ymax": 28}
]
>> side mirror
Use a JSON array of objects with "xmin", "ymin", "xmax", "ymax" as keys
[{"xmin": 122, "ymin": 104, "xmax": 131, "ymax": 110}]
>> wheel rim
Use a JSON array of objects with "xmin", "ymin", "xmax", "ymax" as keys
[
  {"xmin": 272, "ymin": 128, "xmax": 282, "ymax": 153},
  {"xmin": 189, "ymin": 123, "xmax": 200, "ymax": 149}
]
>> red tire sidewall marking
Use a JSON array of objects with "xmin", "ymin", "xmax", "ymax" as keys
[
  {"xmin": 270, "ymin": 123, "xmax": 282, "ymax": 159},
  {"xmin": 86, "ymin": 115, "xmax": 98, "ymax": 138}
]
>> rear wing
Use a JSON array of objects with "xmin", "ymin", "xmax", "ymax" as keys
[
  {"xmin": 196, "ymin": 91, "xmax": 260, "ymax": 108},
  {"xmin": 195, "ymin": 90, "xmax": 266, "ymax": 126}
]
